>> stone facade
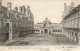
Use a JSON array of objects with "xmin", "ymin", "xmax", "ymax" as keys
[
  {"xmin": 34, "ymin": 18, "xmax": 62, "ymax": 34},
  {"xmin": 62, "ymin": 2, "xmax": 80, "ymax": 44},
  {"xmin": 0, "ymin": 0, "xmax": 34, "ymax": 42}
]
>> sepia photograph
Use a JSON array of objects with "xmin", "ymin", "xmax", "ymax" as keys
[{"xmin": 0, "ymin": 0, "xmax": 80, "ymax": 51}]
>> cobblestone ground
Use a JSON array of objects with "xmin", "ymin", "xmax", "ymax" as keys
[{"xmin": 6, "ymin": 33, "xmax": 75, "ymax": 46}]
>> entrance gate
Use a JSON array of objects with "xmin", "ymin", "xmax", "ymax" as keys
[{"xmin": 44, "ymin": 29, "xmax": 48, "ymax": 33}]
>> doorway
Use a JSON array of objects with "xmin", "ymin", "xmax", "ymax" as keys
[
  {"xmin": 6, "ymin": 33, "xmax": 9, "ymax": 40},
  {"xmin": 6, "ymin": 23, "xmax": 9, "ymax": 40},
  {"xmin": 44, "ymin": 29, "xmax": 48, "ymax": 33}
]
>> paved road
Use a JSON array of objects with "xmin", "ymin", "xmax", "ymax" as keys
[{"xmin": 6, "ymin": 33, "xmax": 74, "ymax": 46}]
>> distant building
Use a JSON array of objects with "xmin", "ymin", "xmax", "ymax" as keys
[
  {"xmin": 62, "ymin": 2, "xmax": 80, "ymax": 44},
  {"xmin": 0, "ymin": 0, "xmax": 34, "ymax": 41},
  {"xmin": 34, "ymin": 18, "xmax": 62, "ymax": 34}
]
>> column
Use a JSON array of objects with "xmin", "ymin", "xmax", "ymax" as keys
[
  {"xmin": 9, "ymin": 22, "xmax": 12, "ymax": 40},
  {"xmin": 75, "ymin": 31, "xmax": 79, "ymax": 44},
  {"xmin": 71, "ymin": 31, "xmax": 73, "ymax": 42},
  {"xmin": 78, "ymin": 31, "xmax": 80, "ymax": 45},
  {"xmin": 73, "ymin": 31, "xmax": 76, "ymax": 43}
]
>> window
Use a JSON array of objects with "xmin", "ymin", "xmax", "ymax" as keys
[
  {"xmin": 26, "ymin": 18, "xmax": 28, "ymax": 20},
  {"xmin": 9, "ymin": 13, "xmax": 11, "ymax": 18},
  {"xmin": 6, "ymin": 23, "xmax": 9, "ymax": 28},
  {"xmin": 22, "ymin": 17, "xmax": 24, "ymax": 20},
  {"xmin": 28, "ymin": 18, "xmax": 30, "ymax": 21},
  {"xmin": 0, "ymin": 12, "xmax": 2, "ymax": 17}
]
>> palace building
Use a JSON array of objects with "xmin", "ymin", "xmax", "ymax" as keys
[
  {"xmin": 34, "ymin": 18, "xmax": 62, "ymax": 34},
  {"xmin": 0, "ymin": 0, "xmax": 34, "ymax": 42},
  {"xmin": 62, "ymin": 2, "xmax": 80, "ymax": 44}
]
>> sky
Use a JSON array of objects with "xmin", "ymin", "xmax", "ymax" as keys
[{"xmin": 2, "ymin": 0, "xmax": 80, "ymax": 24}]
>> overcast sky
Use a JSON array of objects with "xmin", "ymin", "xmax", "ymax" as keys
[{"xmin": 2, "ymin": 0, "xmax": 80, "ymax": 24}]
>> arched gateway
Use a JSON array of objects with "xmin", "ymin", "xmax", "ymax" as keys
[
  {"xmin": 34, "ymin": 18, "xmax": 62, "ymax": 34},
  {"xmin": 44, "ymin": 29, "xmax": 48, "ymax": 33}
]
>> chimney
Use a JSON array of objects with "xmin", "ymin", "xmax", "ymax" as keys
[
  {"xmin": 20, "ymin": 7, "xmax": 22, "ymax": 14},
  {"xmin": 71, "ymin": 2, "xmax": 74, "ymax": 7},
  {"xmin": 27, "ymin": 5, "xmax": 30, "ymax": 16},
  {"xmin": 15, "ymin": 7, "xmax": 18, "ymax": 12},
  {"xmin": 64, "ymin": 3, "xmax": 66, "ymax": 11},
  {"xmin": 0, "ymin": 0, "xmax": 2, "ymax": 7},
  {"xmin": 7, "ymin": 2, "xmax": 12, "ymax": 10},
  {"xmin": 25, "ymin": 5, "xmax": 31, "ymax": 16},
  {"xmin": 22, "ymin": 5, "xmax": 25, "ymax": 14}
]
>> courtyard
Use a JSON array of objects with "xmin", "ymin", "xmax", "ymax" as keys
[{"xmin": 4, "ymin": 33, "xmax": 76, "ymax": 46}]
